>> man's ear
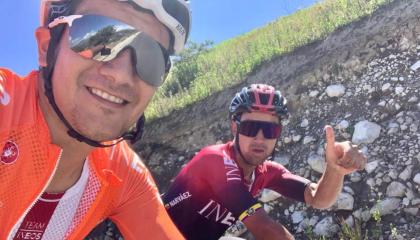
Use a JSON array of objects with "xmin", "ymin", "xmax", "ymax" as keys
[{"xmin": 35, "ymin": 27, "xmax": 51, "ymax": 67}]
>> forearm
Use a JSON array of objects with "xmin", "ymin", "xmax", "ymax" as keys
[{"xmin": 308, "ymin": 164, "xmax": 345, "ymax": 209}]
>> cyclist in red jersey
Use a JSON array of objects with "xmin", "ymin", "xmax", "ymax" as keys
[
  {"xmin": 163, "ymin": 84, "xmax": 367, "ymax": 240},
  {"xmin": 0, "ymin": 0, "xmax": 191, "ymax": 239}
]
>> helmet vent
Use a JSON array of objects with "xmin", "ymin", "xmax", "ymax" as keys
[
  {"xmin": 273, "ymin": 95, "xmax": 280, "ymax": 105},
  {"xmin": 249, "ymin": 92, "xmax": 256, "ymax": 103},
  {"xmin": 259, "ymin": 93, "xmax": 270, "ymax": 105}
]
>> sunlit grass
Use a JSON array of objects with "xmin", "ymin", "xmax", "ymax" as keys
[{"xmin": 146, "ymin": 0, "xmax": 394, "ymax": 120}]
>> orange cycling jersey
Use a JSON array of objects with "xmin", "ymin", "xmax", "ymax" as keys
[{"xmin": 0, "ymin": 68, "xmax": 184, "ymax": 240}]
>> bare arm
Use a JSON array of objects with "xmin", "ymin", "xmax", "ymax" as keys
[
  {"xmin": 304, "ymin": 166, "xmax": 344, "ymax": 209},
  {"xmin": 243, "ymin": 209, "xmax": 294, "ymax": 240},
  {"xmin": 304, "ymin": 125, "xmax": 366, "ymax": 209}
]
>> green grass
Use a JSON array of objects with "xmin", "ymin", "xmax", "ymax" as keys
[{"xmin": 146, "ymin": 0, "xmax": 394, "ymax": 121}]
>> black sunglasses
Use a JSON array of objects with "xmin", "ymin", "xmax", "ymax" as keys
[{"xmin": 238, "ymin": 120, "xmax": 282, "ymax": 139}]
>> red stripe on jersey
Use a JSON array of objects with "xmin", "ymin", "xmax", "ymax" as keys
[{"xmin": 13, "ymin": 192, "xmax": 64, "ymax": 240}]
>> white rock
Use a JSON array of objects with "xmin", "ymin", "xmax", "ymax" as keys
[
  {"xmin": 274, "ymin": 154, "xmax": 290, "ymax": 166},
  {"xmin": 366, "ymin": 178, "xmax": 375, "ymax": 188},
  {"xmin": 325, "ymin": 84, "xmax": 346, "ymax": 97},
  {"xmin": 353, "ymin": 209, "xmax": 362, "ymax": 220},
  {"xmin": 408, "ymin": 96, "xmax": 418, "ymax": 103},
  {"xmin": 303, "ymin": 136, "xmax": 316, "ymax": 145},
  {"xmin": 343, "ymin": 186, "xmax": 355, "ymax": 195},
  {"xmin": 361, "ymin": 210, "xmax": 371, "ymax": 222},
  {"xmin": 404, "ymin": 208, "xmax": 419, "ymax": 216},
  {"xmin": 292, "ymin": 135, "xmax": 301, "ymax": 142},
  {"xmin": 291, "ymin": 211, "xmax": 304, "ymax": 224},
  {"xmin": 308, "ymin": 216, "xmax": 319, "ymax": 226},
  {"xmin": 350, "ymin": 172, "xmax": 362, "ymax": 182},
  {"xmin": 386, "ymin": 181, "xmax": 406, "ymax": 197},
  {"xmin": 412, "ymin": 199, "xmax": 420, "ymax": 205},
  {"xmin": 360, "ymin": 146, "xmax": 369, "ymax": 156},
  {"xmin": 352, "ymin": 121, "xmax": 381, "ymax": 144},
  {"xmin": 399, "ymin": 37, "xmax": 410, "ymax": 50},
  {"xmin": 410, "ymin": 124, "xmax": 418, "ymax": 132},
  {"xmin": 370, "ymin": 198, "xmax": 401, "ymax": 216},
  {"xmin": 343, "ymin": 215, "xmax": 354, "ymax": 228},
  {"xmin": 398, "ymin": 166, "xmax": 412, "ymax": 181},
  {"xmin": 309, "ymin": 90, "xmax": 319, "ymax": 97},
  {"xmin": 337, "ymin": 120, "xmax": 349, "ymax": 130},
  {"xmin": 365, "ymin": 160, "xmax": 379, "ymax": 174},
  {"xmin": 387, "ymin": 123, "xmax": 399, "ymax": 135},
  {"xmin": 300, "ymin": 119, "xmax": 309, "ymax": 128},
  {"xmin": 283, "ymin": 137, "xmax": 292, "ymax": 144},
  {"xmin": 296, "ymin": 218, "xmax": 309, "ymax": 233},
  {"xmin": 395, "ymin": 86, "xmax": 405, "ymax": 95},
  {"xmin": 414, "ymin": 174, "xmax": 420, "ymax": 185},
  {"xmin": 406, "ymin": 189, "xmax": 415, "ymax": 200},
  {"xmin": 307, "ymin": 153, "xmax": 325, "ymax": 174},
  {"xmin": 389, "ymin": 169, "xmax": 399, "ymax": 179},
  {"xmin": 334, "ymin": 192, "xmax": 354, "ymax": 210},
  {"xmin": 259, "ymin": 189, "xmax": 281, "ymax": 203},
  {"xmin": 313, "ymin": 217, "xmax": 339, "ymax": 237},
  {"xmin": 263, "ymin": 204, "xmax": 273, "ymax": 214},
  {"xmin": 402, "ymin": 197, "xmax": 410, "ymax": 206},
  {"xmin": 410, "ymin": 61, "xmax": 420, "ymax": 71},
  {"xmin": 378, "ymin": 100, "xmax": 386, "ymax": 107},
  {"xmin": 381, "ymin": 83, "xmax": 391, "ymax": 92}
]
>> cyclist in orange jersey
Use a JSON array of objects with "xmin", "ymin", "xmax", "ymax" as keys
[{"xmin": 0, "ymin": 0, "xmax": 190, "ymax": 239}]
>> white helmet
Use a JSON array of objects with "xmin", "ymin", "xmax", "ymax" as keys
[{"xmin": 40, "ymin": 0, "xmax": 191, "ymax": 54}]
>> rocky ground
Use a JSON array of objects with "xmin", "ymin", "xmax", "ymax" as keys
[{"xmin": 86, "ymin": 0, "xmax": 420, "ymax": 239}]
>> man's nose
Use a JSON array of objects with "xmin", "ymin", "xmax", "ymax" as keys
[
  {"xmin": 98, "ymin": 49, "xmax": 136, "ymax": 83},
  {"xmin": 254, "ymin": 129, "xmax": 266, "ymax": 140}
]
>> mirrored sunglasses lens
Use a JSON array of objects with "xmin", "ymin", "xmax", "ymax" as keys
[
  {"xmin": 68, "ymin": 15, "xmax": 167, "ymax": 86},
  {"xmin": 69, "ymin": 15, "xmax": 138, "ymax": 61}
]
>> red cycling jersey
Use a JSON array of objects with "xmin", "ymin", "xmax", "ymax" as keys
[{"xmin": 163, "ymin": 141, "xmax": 311, "ymax": 240}]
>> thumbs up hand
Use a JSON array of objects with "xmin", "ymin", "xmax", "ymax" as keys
[{"xmin": 324, "ymin": 125, "xmax": 367, "ymax": 175}]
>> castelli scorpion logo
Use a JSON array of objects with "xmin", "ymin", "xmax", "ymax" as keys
[{"xmin": 1, "ymin": 140, "xmax": 19, "ymax": 164}]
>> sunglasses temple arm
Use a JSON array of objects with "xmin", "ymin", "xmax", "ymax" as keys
[{"xmin": 48, "ymin": 15, "xmax": 83, "ymax": 28}]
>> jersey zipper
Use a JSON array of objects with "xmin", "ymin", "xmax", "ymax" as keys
[
  {"xmin": 7, "ymin": 149, "xmax": 63, "ymax": 240},
  {"xmin": 65, "ymin": 160, "xmax": 110, "ymax": 240},
  {"xmin": 248, "ymin": 171, "xmax": 256, "ymax": 192}
]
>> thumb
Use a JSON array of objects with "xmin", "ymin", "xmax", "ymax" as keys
[{"xmin": 324, "ymin": 125, "xmax": 336, "ymax": 156}]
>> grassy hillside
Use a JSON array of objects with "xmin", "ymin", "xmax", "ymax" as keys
[{"xmin": 146, "ymin": 0, "xmax": 394, "ymax": 120}]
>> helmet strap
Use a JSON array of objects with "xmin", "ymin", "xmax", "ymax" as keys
[{"xmin": 234, "ymin": 131, "xmax": 249, "ymax": 165}]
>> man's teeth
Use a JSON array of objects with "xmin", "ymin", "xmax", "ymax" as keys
[{"xmin": 90, "ymin": 88, "xmax": 124, "ymax": 104}]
